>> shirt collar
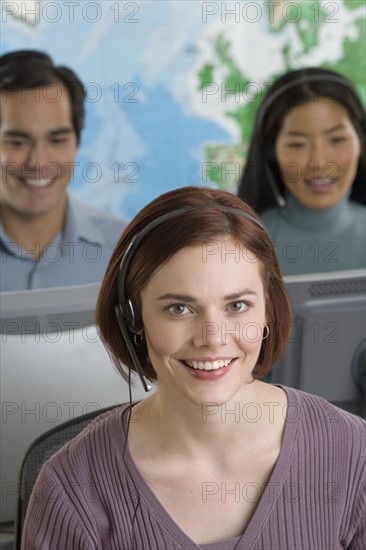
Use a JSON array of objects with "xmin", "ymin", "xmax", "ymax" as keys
[
  {"xmin": 0, "ymin": 194, "xmax": 106, "ymax": 259},
  {"xmin": 63, "ymin": 193, "xmax": 105, "ymax": 245},
  {"xmin": 0, "ymin": 222, "xmax": 10, "ymax": 244},
  {"xmin": 0, "ymin": 223, "xmax": 24, "ymax": 258}
]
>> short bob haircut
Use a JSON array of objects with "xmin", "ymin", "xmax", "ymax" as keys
[
  {"xmin": 238, "ymin": 67, "xmax": 366, "ymax": 212},
  {"xmin": 0, "ymin": 50, "xmax": 85, "ymax": 144},
  {"xmin": 97, "ymin": 187, "xmax": 292, "ymax": 384}
]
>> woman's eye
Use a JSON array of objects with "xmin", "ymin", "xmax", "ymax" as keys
[
  {"xmin": 167, "ymin": 303, "xmax": 189, "ymax": 315},
  {"xmin": 331, "ymin": 137, "xmax": 347, "ymax": 144},
  {"xmin": 286, "ymin": 142, "xmax": 305, "ymax": 148},
  {"xmin": 228, "ymin": 301, "xmax": 249, "ymax": 313}
]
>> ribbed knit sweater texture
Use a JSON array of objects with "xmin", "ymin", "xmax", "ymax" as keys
[{"xmin": 22, "ymin": 387, "xmax": 366, "ymax": 549}]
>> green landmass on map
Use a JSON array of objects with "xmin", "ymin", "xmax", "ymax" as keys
[
  {"xmin": 344, "ymin": 0, "xmax": 365, "ymax": 9},
  {"xmin": 269, "ymin": 0, "xmax": 327, "ymax": 55},
  {"xmin": 198, "ymin": 0, "xmax": 366, "ymax": 191}
]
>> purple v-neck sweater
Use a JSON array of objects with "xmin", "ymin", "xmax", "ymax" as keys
[{"xmin": 22, "ymin": 387, "xmax": 366, "ymax": 549}]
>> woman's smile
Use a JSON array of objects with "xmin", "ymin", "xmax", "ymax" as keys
[{"xmin": 140, "ymin": 238, "xmax": 266, "ymax": 404}]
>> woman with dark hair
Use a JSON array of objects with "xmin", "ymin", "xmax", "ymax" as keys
[
  {"xmin": 22, "ymin": 188, "xmax": 365, "ymax": 549},
  {"xmin": 238, "ymin": 67, "xmax": 366, "ymax": 275}
]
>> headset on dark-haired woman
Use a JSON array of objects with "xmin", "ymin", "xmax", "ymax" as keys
[{"xmin": 238, "ymin": 67, "xmax": 366, "ymax": 276}]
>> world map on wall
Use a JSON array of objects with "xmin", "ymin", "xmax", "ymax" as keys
[{"xmin": 1, "ymin": 0, "xmax": 365, "ymax": 219}]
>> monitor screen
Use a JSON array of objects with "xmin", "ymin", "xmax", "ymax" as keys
[
  {"xmin": 271, "ymin": 269, "xmax": 366, "ymax": 417},
  {"xmin": 0, "ymin": 283, "xmax": 153, "ymax": 524}
]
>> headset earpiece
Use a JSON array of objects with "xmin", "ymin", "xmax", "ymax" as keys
[
  {"xmin": 119, "ymin": 299, "xmax": 143, "ymax": 333},
  {"xmin": 114, "ymin": 303, "xmax": 152, "ymax": 392},
  {"xmin": 115, "ymin": 303, "xmax": 126, "ymax": 332}
]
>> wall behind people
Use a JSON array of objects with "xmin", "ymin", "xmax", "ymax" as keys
[{"xmin": 1, "ymin": 0, "xmax": 365, "ymax": 220}]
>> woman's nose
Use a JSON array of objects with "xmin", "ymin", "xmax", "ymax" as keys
[{"xmin": 192, "ymin": 312, "xmax": 235, "ymax": 348}]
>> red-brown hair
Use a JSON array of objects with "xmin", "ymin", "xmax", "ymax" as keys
[{"xmin": 96, "ymin": 187, "xmax": 292, "ymax": 383}]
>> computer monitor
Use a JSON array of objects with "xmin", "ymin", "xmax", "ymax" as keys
[
  {"xmin": 0, "ymin": 283, "xmax": 153, "ymax": 525},
  {"xmin": 271, "ymin": 269, "xmax": 366, "ymax": 418}
]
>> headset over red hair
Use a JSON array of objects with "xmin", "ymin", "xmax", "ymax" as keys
[{"xmin": 96, "ymin": 187, "xmax": 292, "ymax": 390}]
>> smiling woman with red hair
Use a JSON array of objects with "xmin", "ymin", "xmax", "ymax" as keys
[{"xmin": 21, "ymin": 187, "xmax": 366, "ymax": 549}]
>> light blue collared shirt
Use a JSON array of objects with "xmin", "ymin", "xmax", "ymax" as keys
[{"xmin": 0, "ymin": 194, "xmax": 127, "ymax": 291}]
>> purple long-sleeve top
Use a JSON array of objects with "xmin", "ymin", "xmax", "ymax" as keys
[{"xmin": 22, "ymin": 386, "xmax": 366, "ymax": 549}]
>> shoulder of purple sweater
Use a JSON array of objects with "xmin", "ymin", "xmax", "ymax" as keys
[
  {"xmin": 284, "ymin": 386, "xmax": 366, "ymax": 444},
  {"xmin": 43, "ymin": 404, "xmax": 129, "ymax": 472}
]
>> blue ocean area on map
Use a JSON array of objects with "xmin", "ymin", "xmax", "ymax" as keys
[{"xmin": 68, "ymin": 81, "xmax": 230, "ymax": 219}]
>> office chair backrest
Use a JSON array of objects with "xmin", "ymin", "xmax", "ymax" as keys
[{"xmin": 14, "ymin": 404, "xmax": 122, "ymax": 550}]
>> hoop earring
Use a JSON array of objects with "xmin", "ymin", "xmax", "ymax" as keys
[
  {"xmin": 262, "ymin": 325, "xmax": 270, "ymax": 340},
  {"xmin": 133, "ymin": 333, "xmax": 143, "ymax": 347}
]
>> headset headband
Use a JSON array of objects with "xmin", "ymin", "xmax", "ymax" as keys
[
  {"xmin": 256, "ymin": 73, "xmax": 357, "ymax": 130},
  {"xmin": 117, "ymin": 204, "xmax": 265, "ymax": 306}
]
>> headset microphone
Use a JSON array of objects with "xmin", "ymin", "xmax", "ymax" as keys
[
  {"xmin": 115, "ymin": 205, "xmax": 265, "ymax": 392},
  {"xmin": 264, "ymin": 164, "xmax": 286, "ymax": 208}
]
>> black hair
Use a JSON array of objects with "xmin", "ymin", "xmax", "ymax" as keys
[
  {"xmin": 0, "ymin": 50, "xmax": 85, "ymax": 144},
  {"xmin": 237, "ymin": 67, "xmax": 366, "ymax": 212}
]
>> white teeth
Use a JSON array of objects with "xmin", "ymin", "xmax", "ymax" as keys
[
  {"xmin": 25, "ymin": 179, "xmax": 52, "ymax": 187},
  {"xmin": 185, "ymin": 359, "xmax": 232, "ymax": 371},
  {"xmin": 307, "ymin": 178, "xmax": 334, "ymax": 186}
]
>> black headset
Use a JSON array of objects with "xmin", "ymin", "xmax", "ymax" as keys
[
  {"xmin": 254, "ymin": 73, "xmax": 360, "ymax": 208},
  {"xmin": 256, "ymin": 73, "xmax": 358, "ymax": 130},
  {"xmin": 114, "ymin": 204, "xmax": 266, "ymax": 392}
]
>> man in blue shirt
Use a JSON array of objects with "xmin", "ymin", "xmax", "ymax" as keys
[{"xmin": 0, "ymin": 50, "xmax": 126, "ymax": 291}]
